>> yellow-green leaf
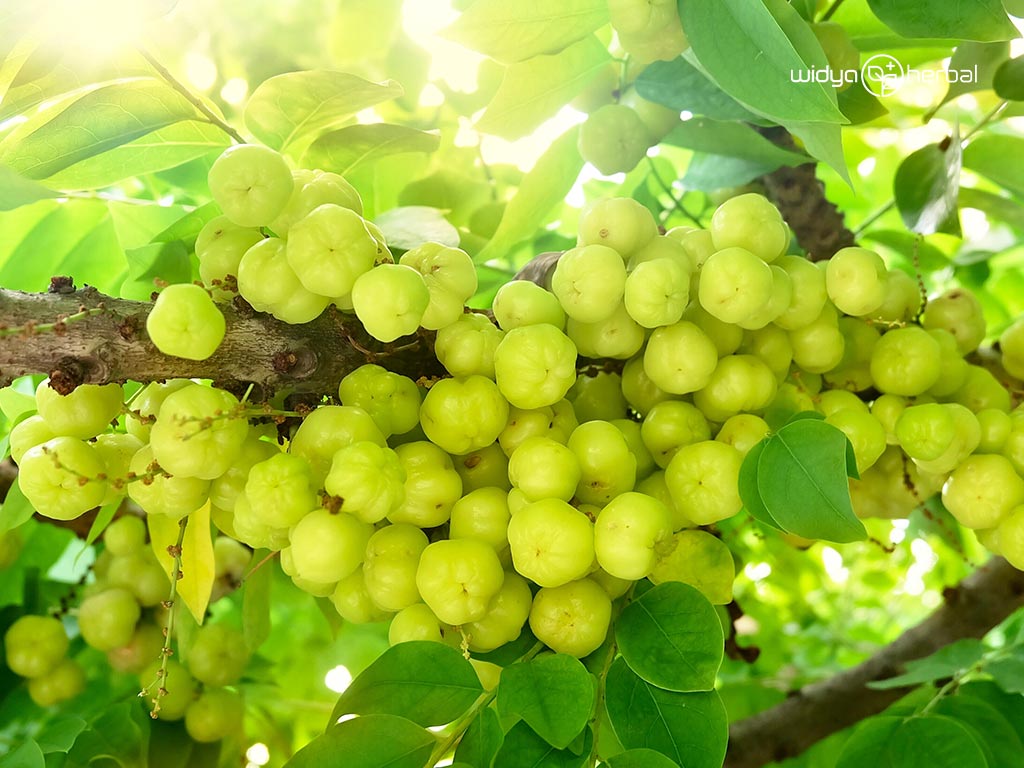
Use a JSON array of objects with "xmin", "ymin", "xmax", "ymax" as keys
[
  {"xmin": 302, "ymin": 123, "xmax": 439, "ymax": 176},
  {"xmin": 0, "ymin": 77, "xmax": 202, "ymax": 180},
  {"xmin": 243, "ymin": 70, "xmax": 403, "ymax": 153},
  {"xmin": 148, "ymin": 503, "xmax": 215, "ymax": 624},
  {"xmin": 476, "ymin": 35, "xmax": 610, "ymax": 140},
  {"xmin": 443, "ymin": 0, "xmax": 609, "ymax": 64}
]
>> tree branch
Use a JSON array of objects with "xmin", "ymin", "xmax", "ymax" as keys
[
  {"xmin": 0, "ymin": 284, "xmax": 445, "ymax": 398},
  {"xmin": 725, "ymin": 556, "xmax": 1024, "ymax": 768},
  {"xmin": 757, "ymin": 127, "xmax": 856, "ymax": 261}
]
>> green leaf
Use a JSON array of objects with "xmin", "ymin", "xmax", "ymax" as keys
[
  {"xmin": 635, "ymin": 58, "xmax": 764, "ymax": 123},
  {"xmin": 665, "ymin": 119, "xmax": 808, "ymax": 167},
  {"xmin": 284, "ymin": 714, "xmax": 434, "ymax": 768},
  {"xmin": 475, "ymin": 125, "xmax": 582, "ymax": 263},
  {"xmin": 605, "ymin": 659, "xmax": 728, "ymax": 768},
  {"xmin": 119, "ymin": 241, "xmax": 192, "ymax": 301},
  {"xmin": 867, "ymin": 0, "xmax": 1017, "ymax": 41},
  {"xmin": 373, "ymin": 206, "xmax": 459, "ymax": 250},
  {"xmin": 866, "ymin": 638, "xmax": 985, "ymax": 689},
  {"xmin": 0, "ymin": 386, "xmax": 36, "ymax": 422},
  {"xmin": 330, "ymin": 641, "xmax": 483, "ymax": 727},
  {"xmin": 442, "ymin": 0, "xmax": 609, "ymax": 63},
  {"xmin": 859, "ymin": 230, "xmax": 951, "ymax": 271},
  {"xmin": 496, "ymin": 654, "xmax": 595, "ymax": 749},
  {"xmin": 35, "ymin": 716, "xmax": 87, "ymax": 754},
  {"xmin": 476, "ymin": 35, "xmax": 610, "ymax": 140},
  {"xmin": 0, "ymin": 78, "xmax": 201, "ymax": 181},
  {"xmin": 41, "ymin": 120, "xmax": 229, "ymax": 191},
  {"xmin": 894, "ymin": 136, "xmax": 962, "ymax": 236},
  {"xmin": 933, "ymin": 696, "xmax": 1024, "ymax": 767},
  {"xmin": 0, "ymin": 479, "xmax": 35, "ymax": 535},
  {"xmin": 682, "ymin": 153, "xmax": 783, "ymax": 192},
  {"xmin": 615, "ymin": 582, "xmax": 723, "ymax": 692},
  {"xmin": 0, "ymin": 164, "xmax": 58, "ymax": 211},
  {"xmin": 963, "ymin": 133, "xmax": 1024, "ymax": 198},
  {"xmin": 738, "ymin": 439, "xmax": 783, "ymax": 530},
  {"xmin": 1, "ymin": 740, "xmax": 45, "ymax": 768},
  {"xmin": 786, "ymin": 120, "xmax": 850, "ymax": 184},
  {"xmin": 65, "ymin": 701, "xmax": 150, "ymax": 768},
  {"xmin": 889, "ymin": 715, "xmax": 989, "ymax": 767},
  {"xmin": 678, "ymin": 0, "xmax": 847, "ymax": 125},
  {"xmin": 493, "ymin": 721, "xmax": 592, "ymax": 768},
  {"xmin": 605, "ymin": 750, "xmax": 680, "ymax": 768},
  {"xmin": 453, "ymin": 706, "xmax": 503, "ymax": 768},
  {"xmin": 242, "ymin": 550, "xmax": 272, "ymax": 652},
  {"xmin": 302, "ymin": 124, "xmax": 440, "ymax": 176},
  {"xmin": 79, "ymin": 502, "xmax": 120, "ymax": 552},
  {"xmin": 959, "ymin": 680, "xmax": 1024, "ymax": 742},
  {"xmin": 648, "ymin": 530, "xmax": 735, "ymax": 606},
  {"xmin": 835, "ymin": 716, "xmax": 904, "ymax": 768},
  {"xmin": 244, "ymin": 70, "xmax": 404, "ymax": 153},
  {"xmin": 149, "ymin": 202, "xmax": 221, "ymax": 247},
  {"xmin": 837, "ymin": 84, "xmax": 888, "ymax": 124},
  {"xmin": 926, "ymin": 42, "xmax": 1010, "ymax": 120},
  {"xmin": 757, "ymin": 419, "xmax": 867, "ymax": 542},
  {"xmin": 987, "ymin": 653, "xmax": 1024, "ymax": 693},
  {"xmin": 995, "ymin": 56, "xmax": 1024, "ymax": 100}
]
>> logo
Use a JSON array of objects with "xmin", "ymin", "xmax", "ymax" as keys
[
  {"xmin": 789, "ymin": 55, "xmax": 978, "ymax": 97},
  {"xmin": 861, "ymin": 54, "xmax": 904, "ymax": 97}
]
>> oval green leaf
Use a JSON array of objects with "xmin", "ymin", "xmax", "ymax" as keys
[
  {"xmin": 894, "ymin": 138, "xmax": 962, "ymax": 236},
  {"xmin": 889, "ymin": 715, "xmax": 989, "ymax": 768},
  {"xmin": 493, "ymin": 720, "xmax": 592, "ymax": 768},
  {"xmin": 442, "ymin": 0, "xmax": 608, "ymax": 64},
  {"xmin": 738, "ymin": 439, "xmax": 782, "ymax": 530},
  {"xmin": 679, "ymin": 0, "xmax": 847, "ymax": 125},
  {"xmin": 374, "ymin": 206, "xmax": 459, "ymax": 250},
  {"xmin": 635, "ymin": 58, "xmax": 764, "ymax": 123},
  {"xmin": 963, "ymin": 134, "xmax": 1024, "ymax": 198},
  {"xmin": 476, "ymin": 35, "xmax": 610, "ymax": 140},
  {"xmin": 454, "ymin": 706, "xmax": 503, "ymax": 768},
  {"xmin": 757, "ymin": 419, "xmax": 867, "ymax": 543},
  {"xmin": 605, "ymin": 749, "xmax": 680, "ymax": 768},
  {"xmin": 933, "ymin": 696, "xmax": 1024, "ymax": 767},
  {"xmin": 867, "ymin": 0, "xmax": 1017, "ymax": 41},
  {"xmin": 330, "ymin": 641, "xmax": 483, "ymax": 728},
  {"xmin": 303, "ymin": 123, "xmax": 440, "ymax": 176},
  {"xmin": 244, "ymin": 70, "xmax": 403, "ymax": 152},
  {"xmin": 496, "ymin": 653, "xmax": 595, "ymax": 749},
  {"xmin": 615, "ymin": 582, "xmax": 723, "ymax": 692},
  {"xmin": 285, "ymin": 714, "xmax": 435, "ymax": 768},
  {"xmin": 604, "ymin": 659, "xmax": 727, "ymax": 768}
]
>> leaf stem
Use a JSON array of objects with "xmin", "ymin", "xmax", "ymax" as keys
[
  {"xmin": 820, "ymin": 0, "xmax": 846, "ymax": 22},
  {"xmin": 853, "ymin": 200, "xmax": 896, "ymax": 236},
  {"xmin": 140, "ymin": 514, "xmax": 188, "ymax": 718},
  {"xmin": 646, "ymin": 156, "xmax": 703, "ymax": 227},
  {"xmin": 136, "ymin": 46, "xmax": 248, "ymax": 145},
  {"xmin": 425, "ymin": 641, "xmax": 544, "ymax": 766},
  {"xmin": 963, "ymin": 100, "xmax": 1008, "ymax": 142}
]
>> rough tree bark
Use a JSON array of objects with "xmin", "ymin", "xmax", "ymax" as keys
[
  {"xmin": 0, "ymin": 283, "xmax": 444, "ymax": 398},
  {"xmin": 725, "ymin": 556, "xmax": 1024, "ymax": 767},
  {"xmin": 758, "ymin": 127, "xmax": 857, "ymax": 261}
]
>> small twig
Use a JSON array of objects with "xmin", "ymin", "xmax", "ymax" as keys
[
  {"xmin": 0, "ymin": 306, "xmax": 106, "ymax": 338},
  {"xmin": 136, "ymin": 46, "xmax": 247, "ymax": 145},
  {"xmin": 820, "ymin": 0, "xmax": 846, "ymax": 21},
  {"xmin": 646, "ymin": 156, "xmax": 704, "ymax": 227},
  {"xmin": 140, "ymin": 514, "xmax": 189, "ymax": 718},
  {"xmin": 853, "ymin": 201, "xmax": 896, "ymax": 236}
]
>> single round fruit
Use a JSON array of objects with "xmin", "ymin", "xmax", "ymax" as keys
[
  {"xmin": 146, "ymin": 283, "xmax": 225, "ymax": 361},
  {"xmin": 4, "ymin": 615, "xmax": 68, "ymax": 678},
  {"xmin": 188, "ymin": 624, "xmax": 249, "ymax": 687},
  {"xmin": 578, "ymin": 104, "xmax": 651, "ymax": 175},
  {"xmin": 35, "ymin": 379, "xmax": 123, "ymax": 440},
  {"xmin": 529, "ymin": 579, "xmax": 612, "ymax": 658},
  {"xmin": 351, "ymin": 264, "xmax": 430, "ymax": 342},
  {"xmin": 27, "ymin": 658, "xmax": 85, "ymax": 707},
  {"xmin": 207, "ymin": 144, "xmax": 293, "ymax": 227},
  {"xmin": 415, "ymin": 539, "xmax": 505, "ymax": 625},
  {"xmin": 77, "ymin": 588, "xmax": 141, "ymax": 651},
  {"xmin": 185, "ymin": 687, "xmax": 245, "ymax": 742},
  {"xmin": 507, "ymin": 499, "xmax": 595, "ymax": 588}
]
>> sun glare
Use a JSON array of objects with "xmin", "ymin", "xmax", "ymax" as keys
[{"xmin": 40, "ymin": 0, "xmax": 149, "ymax": 56}]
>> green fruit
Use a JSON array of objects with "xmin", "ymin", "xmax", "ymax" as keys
[
  {"xmin": 493, "ymin": 324, "xmax": 578, "ymax": 409},
  {"xmin": 208, "ymin": 144, "xmax": 293, "ymax": 227},
  {"xmin": 149, "ymin": 383, "xmax": 248, "ymax": 480},
  {"xmin": 578, "ymin": 104, "xmax": 652, "ymax": 175},
  {"xmin": 529, "ymin": 578, "xmax": 611, "ymax": 658},
  {"xmin": 576, "ymin": 197, "xmax": 658, "ymax": 258},
  {"xmin": 289, "ymin": 509, "xmax": 372, "ymax": 584},
  {"xmin": 287, "ymin": 204, "xmax": 380, "ymax": 297},
  {"xmin": 709, "ymin": 193, "xmax": 788, "ymax": 263},
  {"xmin": 28, "ymin": 658, "xmax": 85, "ymax": 706},
  {"xmin": 507, "ymin": 499, "xmax": 595, "ymax": 587},
  {"xmin": 18, "ymin": 437, "xmax": 108, "ymax": 521},
  {"xmin": 78, "ymin": 587, "xmax": 141, "ymax": 651},
  {"xmin": 419, "ymin": 376, "xmax": 510, "ymax": 455},
  {"xmin": 185, "ymin": 687, "xmax": 245, "ymax": 742},
  {"xmin": 551, "ymin": 245, "xmax": 627, "ymax": 323},
  {"xmin": 594, "ymin": 491, "xmax": 672, "ymax": 580},
  {"xmin": 351, "ymin": 264, "xmax": 430, "ymax": 342},
  {"xmin": 35, "ymin": 379, "xmax": 123, "ymax": 440},
  {"xmin": 4, "ymin": 615, "xmax": 68, "ymax": 678},
  {"xmin": 139, "ymin": 659, "xmax": 196, "ymax": 721},
  {"xmin": 415, "ymin": 539, "xmax": 505, "ymax": 625},
  {"xmin": 146, "ymin": 283, "xmax": 225, "ymax": 361},
  {"xmin": 188, "ymin": 624, "xmax": 249, "ymax": 687},
  {"xmin": 237, "ymin": 237, "xmax": 332, "ymax": 324}
]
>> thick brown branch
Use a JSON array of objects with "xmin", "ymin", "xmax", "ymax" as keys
[
  {"xmin": 0, "ymin": 286, "xmax": 445, "ymax": 397},
  {"xmin": 757, "ymin": 127, "xmax": 856, "ymax": 261},
  {"xmin": 725, "ymin": 556, "xmax": 1024, "ymax": 768}
]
